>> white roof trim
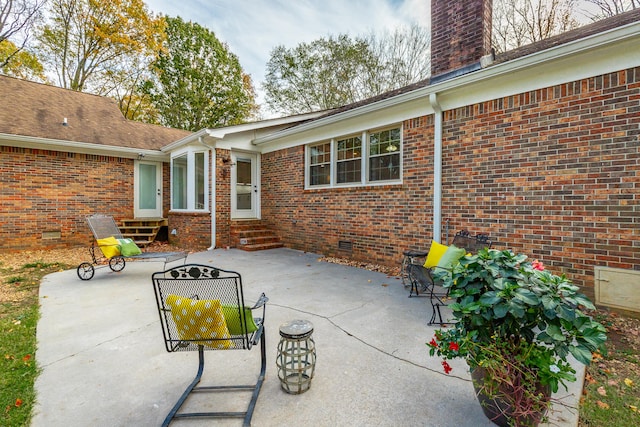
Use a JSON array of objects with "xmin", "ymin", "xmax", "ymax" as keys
[
  {"xmin": 253, "ymin": 19, "xmax": 640, "ymax": 145},
  {"xmin": 252, "ymin": 87, "xmax": 428, "ymax": 145},
  {"xmin": 0, "ymin": 133, "xmax": 168, "ymax": 161},
  {"xmin": 161, "ymin": 111, "xmax": 328, "ymax": 152}
]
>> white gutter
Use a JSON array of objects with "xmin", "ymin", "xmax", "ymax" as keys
[
  {"xmin": 429, "ymin": 93, "xmax": 443, "ymax": 243},
  {"xmin": 0, "ymin": 132, "xmax": 168, "ymax": 161},
  {"xmin": 197, "ymin": 136, "xmax": 218, "ymax": 250},
  {"xmin": 162, "ymin": 129, "xmax": 208, "ymax": 152}
]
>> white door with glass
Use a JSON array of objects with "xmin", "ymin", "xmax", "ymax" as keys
[
  {"xmin": 231, "ymin": 152, "xmax": 259, "ymax": 219},
  {"xmin": 134, "ymin": 161, "xmax": 162, "ymax": 218}
]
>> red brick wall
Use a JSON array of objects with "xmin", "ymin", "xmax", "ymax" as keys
[
  {"xmin": 441, "ymin": 68, "xmax": 640, "ymax": 297},
  {"xmin": 167, "ymin": 212, "xmax": 210, "ymax": 249},
  {"xmin": 262, "ymin": 117, "xmax": 436, "ymax": 266},
  {"xmin": 215, "ymin": 148, "xmax": 232, "ymax": 249},
  {"xmin": 261, "ymin": 67, "xmax": 639, "ymax": 297},
  {"xmin": 162, "ymin": 162, "xmax": 171, "ymax": 218},
  {"xmin": 0, "ymin": 146, "xmax": 134, "ymax": 250},
  {"xmin": 431, "ymin": 0, "xmax": 493, "ymax": 77}
]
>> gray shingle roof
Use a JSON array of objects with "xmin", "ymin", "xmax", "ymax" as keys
[{"xmin": 0, "ymin": 75, "xmax": 190, "ymax": 150}]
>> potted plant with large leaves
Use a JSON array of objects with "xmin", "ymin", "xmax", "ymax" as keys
[{"xmin": 428, "ymin": 249, "xmax": 607, "ymax": 427}]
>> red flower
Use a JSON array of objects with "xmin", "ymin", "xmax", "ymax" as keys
[
  {"xmin": 442, "ymin": 361, "xmax": 453, "ymax": 374},
  {"xmin": 448, "ymin": 342, "xmax": 459, "ymax": 351},
  {"xmin": 428, "ymin": 338, "xmax": 438, "ymax": 348},
  {"xmin": 15, "ymin": 398, "xmax": 23, "ymax": 407},
  {"xmin": 23, "ymin": 354, "xmax": 31, "ymax": 362},
  {"xmin": 531, "ymin": 259, "xmax": 545, "ymax": 271}
]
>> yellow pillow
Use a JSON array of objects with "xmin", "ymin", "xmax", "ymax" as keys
[
  {"xmin": 97, "ymin": 236, "xmax": 121, "ymax": 259},
  {"xmin": 166, "ymin": 294, "xmax": 232, "ymax": 349},
  {"xmin": 423, "ymin": 240, "xmax": 449, "ymax": 268}
]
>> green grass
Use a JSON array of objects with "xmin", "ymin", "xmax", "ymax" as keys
[
  {"xmin": 580, "ymin": 371, "xmax": 640, "ymax": 426},
  {"xmin": 0, "ymin": 260, "xmax": 67, "ymax": 426},
  {"xmin": 578, "ymin": 311, "xmax": 640, "ymax": 426},
  {"xmin": 0, "ymin": 305, "xmax": 39, "ymax": 426}
]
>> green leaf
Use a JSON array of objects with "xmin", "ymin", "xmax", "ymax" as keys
[
  {"xmin": 546, "ymin": 324, "xmax": 565, "ymax": 341},
  {"xmin": 557, "ymin": 305, "xmax": 576, "ymax": 322},
  {"xmin": 479, "ymin": 291, "xmax": 501, "ymax": 306},
  {"xmin": 536, "ymin": 331, "xmax": 553, "ymax": 343},
  {"xmin": 540, "ymin": 295, "xmax": 558, "ymax": 311},
  {"xmin": 514, "ymin": 288, "xmax": 539, "ymax": 305},
  {"xmin": 580, "ymin": 328, "xmax": 608, "ymax": 349},
  {"xmin": 507, "ymin": 300, "xmax": 525, "ymax": 318},
  {"xmin": 569, "ymin": 344, "xmax": 593, "ymax": 365},
  {"xmin": 493, "ymin": 303, "xmax": 509, "ymax": 318},
  {"xmin": 573, "ymin": 294, "xmax": 595, "ymax": 310}
]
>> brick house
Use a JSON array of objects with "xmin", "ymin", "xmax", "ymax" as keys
[
  {"xmin": 169, "ymin": 0, "xmax": 639, "ymax": 303},
  {"xmin": 0, "ymin": 77, "xmax": 189, "ymax": 249},
  {"xmin": 0, "ymin": 76, "xmax": 321, "ymax": 251},
  {"xmin": 1, "ymin": 0, "xmax": 638, "ymax": 307}
]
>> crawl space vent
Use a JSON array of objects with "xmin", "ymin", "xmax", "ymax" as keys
[
  {"xmin": 338, "ymin": 240, "xmax": 353, "ymax": 252},
  {"xmin": 42, "ymin": 231, "xmax": 61, "ymax": 239}
]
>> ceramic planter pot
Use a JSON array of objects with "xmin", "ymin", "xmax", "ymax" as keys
[{"xmin": 471, "ymin": 366, "xmax": 551, "ymax": 427}]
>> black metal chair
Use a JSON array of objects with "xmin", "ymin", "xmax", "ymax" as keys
[
  {"xmin": 406, "ymin": 231, "xmax": 492, "ymax": 325},
  {"xmin": 152, "ymin": 264, "xmax": 268, "ymax": 427}
]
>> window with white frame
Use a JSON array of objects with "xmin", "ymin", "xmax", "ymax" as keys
[
  {"xmin": 369, "ymin": 128, "xmax": 401, "ymax": 182},
  {"xmin": 309, "ymin": 142, "xmax": 331, "ymax": 186},
  {"xmin": 171, "ymin": 149, "xmax": 208, "ymax": 211},
  {"xmin": 336, "ymin": 135, "xmax": 362, "ymax": 184},
  {"xmin": 306, "ymin": 126, "xmax": 401, "ymax": 188}
]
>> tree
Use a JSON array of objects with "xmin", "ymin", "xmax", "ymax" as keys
[
  {"xmin": 36, "ymin": 0, "xmax": 164, "ymax": 93},
  {"xmin": 0, "ymin": 0, "xmax": 46, "ymax": 68},
  {"xmin": 263, "ymin": 35, "xmax": 375, "ymax": 114},
  {"xmin": 0, "ymin": 38, "xmax": 45, "ymax": 80},
  {"xmin": 365, "ymin": 24, "xmax": 431, "ymax": 95},
  {"xmin": 101, "ymin": 53, "xmax": 159, "ymax": 123},
  {"xmin": 144, "ymin": 16, "xmax": 256, "ymax": 131},
  {"xmin": 263, "ymin": 25, "xmax": 430, "ymax": 115},
  {"xmin": 492, "ymin": 0, "xmax": 580, "ymax": 53},
  {"xmin": 583, "ymin": 0, "xmax": 638, "ymax": 20}
]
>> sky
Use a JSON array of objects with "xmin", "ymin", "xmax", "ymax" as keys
[{"xmin": 144, "ymin": 0, "xmax": 431, "ymax": 115}]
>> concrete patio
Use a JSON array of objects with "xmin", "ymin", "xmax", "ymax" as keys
[{"xmin": 33, "ymin": 248, "xmax": 582, "ymax": 426}]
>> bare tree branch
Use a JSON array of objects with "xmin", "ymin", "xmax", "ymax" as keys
[
  {"xmin": 0, "ymin": 0, "xmax": 46, "ymax": 68},
  {"xmin": 493, "ymin": 0, "xmax": 580, "ymax": 53},
  {"xmin": 582, "ymin": 0, "xmax": 638, "ymax": 20}
]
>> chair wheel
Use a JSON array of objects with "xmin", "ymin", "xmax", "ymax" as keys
[
  {"xmin": 109, "ymin": 256, "xmax": 126, "ymax": 272},
  {"xmin": 77, "ymin": 262, "xmax": 95, "ymax": 280}
]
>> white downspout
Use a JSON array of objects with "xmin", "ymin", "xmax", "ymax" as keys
[
  {"xmin": 198, "ymin": 136, "xmax": 216, "ymax": 250},
  {"xmin": 429, "ymin": 93, "xmax": 443, "ymax": 243}
]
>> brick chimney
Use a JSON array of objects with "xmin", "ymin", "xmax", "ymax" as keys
[{"xmin": 431, "ymin": 0, "xmax": 493, "ymax": 81}]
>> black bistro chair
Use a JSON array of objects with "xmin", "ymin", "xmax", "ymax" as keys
[
  {"xmin": 406, "ymin": 231, "xmax": 492, "ymax": 325},
  {"xmin": 152, "ymin": 264, "xmax": 268, "ymax": 427}
]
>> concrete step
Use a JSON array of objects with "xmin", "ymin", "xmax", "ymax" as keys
[
  {"xmin": 230, "ymin": 220, "xmax": 282, "ymax": 252},
  {"xmin": 239, "ymin": 241, "xmax": 285, "ymax": 251}
]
